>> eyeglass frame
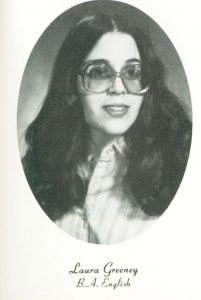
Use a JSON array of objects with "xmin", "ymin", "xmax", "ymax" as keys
[{"xmin": 77, "ymin": 59, "xmax": 151, "ymax": 95}]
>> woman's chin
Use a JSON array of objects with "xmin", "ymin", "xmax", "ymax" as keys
[{"xmin": 101, "ymin": 125, "xmax": 131, "ymax": 137}]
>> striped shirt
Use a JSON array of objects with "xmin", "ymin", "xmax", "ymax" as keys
[{"xmin": 55, "ymin": 138, "xmax": 157, "ymax": 244}]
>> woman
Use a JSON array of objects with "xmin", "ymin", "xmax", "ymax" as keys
[{"xmin": 22, "ymin": 13, "xmax": 192, "ymax": 244}]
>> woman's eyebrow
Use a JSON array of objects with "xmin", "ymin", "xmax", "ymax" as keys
[
  {"xmin": 82, "ymin": 59, "xmax": 109, "ymax": 66},
  {"xmin": 82, "ymin": 58, "xmax": 141, "ymax": 68},
  {"xmin": 126, "ymin": 58, "xmax": 142, "ymax": 64},
  {"xmin": 83, "ymin": 58, "xmax": 141, "ymax": 65}
]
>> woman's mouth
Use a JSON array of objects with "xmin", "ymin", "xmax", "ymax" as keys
[{"xmin": 103, "ymin": 105, "xmax": 129, "ymax": 117}]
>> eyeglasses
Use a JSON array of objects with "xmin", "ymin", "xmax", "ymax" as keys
[{"xmin": 78, "ymin": 61, "xmax": 150, "ymax": 95}]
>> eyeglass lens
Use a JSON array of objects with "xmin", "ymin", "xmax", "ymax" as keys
[{"xmin": 83, "ymin": 63, "xmax": 150, "ymax": 94}]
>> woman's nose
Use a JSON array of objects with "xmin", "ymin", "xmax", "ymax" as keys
[{"xmin": 107, "ymin": 76, "xmax": 127, "ymax": 94}]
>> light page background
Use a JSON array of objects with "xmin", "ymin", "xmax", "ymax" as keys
[{"xmin": 1, "ymin": 0, "xmax": 201, "ymax": 299}]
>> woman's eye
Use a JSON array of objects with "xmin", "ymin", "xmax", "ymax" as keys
[
  {"xmin": 124, "ymin": 66, "xmax": 141, "ymax": 79},
  {"xmin": 88, "ymin": 66, "xmax": 110, "ymax": 78}
]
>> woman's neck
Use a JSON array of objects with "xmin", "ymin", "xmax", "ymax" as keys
[{"xmin": 89, "ymin": 128, "xmax": 120, "ymax": 158}]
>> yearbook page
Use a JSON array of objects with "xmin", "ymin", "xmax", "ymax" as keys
[{"xmin": 1, "ymin": 1, "xmax": 201, "ymax": 299}]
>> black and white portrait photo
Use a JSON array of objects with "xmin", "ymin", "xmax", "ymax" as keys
[
  {"xmin": 17, "ymin": 0, "xmax": 192, "ymax": 244},
  {"xmin": 3, "ymin": 0, "xmax": 201, "ymax": 299}
]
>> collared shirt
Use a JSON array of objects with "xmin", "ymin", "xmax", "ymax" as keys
[{"xmin": 55, "ymin": 138, "xmax": 157, "ymax": 244}]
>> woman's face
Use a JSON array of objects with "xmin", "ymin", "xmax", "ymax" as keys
[{"xmin": 77, "ymin": 31, "xmax": 144, "ymax": 141}]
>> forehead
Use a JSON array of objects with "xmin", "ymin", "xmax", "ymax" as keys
[{"xmin": 84, "ymin": 31, "xmax": 141, "ymax": 69}]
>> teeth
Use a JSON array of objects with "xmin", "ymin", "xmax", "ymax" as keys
[
  {"xmin": 108, "ymin": 106, "xmax": 126, "ymax": 112},
  {"xmin": 104, "ymin": 105, "xmax": 128, "ymax": 116}
]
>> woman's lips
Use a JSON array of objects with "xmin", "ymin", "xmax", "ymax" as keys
[{"xmin": 103, "ymin": 105, "xmax": 129, "ymax": 117}]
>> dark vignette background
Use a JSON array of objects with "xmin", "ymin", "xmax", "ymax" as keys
[{"xmin": 17, "ymin": 0, "xmax": 192, "ymax": 156}]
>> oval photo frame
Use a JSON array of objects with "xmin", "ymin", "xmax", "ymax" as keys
[{"xmin": 17, "ymin": 0, "xmax": 192, "ymax": 244}]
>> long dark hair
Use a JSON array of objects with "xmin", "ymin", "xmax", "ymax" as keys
[{"xmin": 22, "ymin": 13, "xmax": 192, "ymax": 221}]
